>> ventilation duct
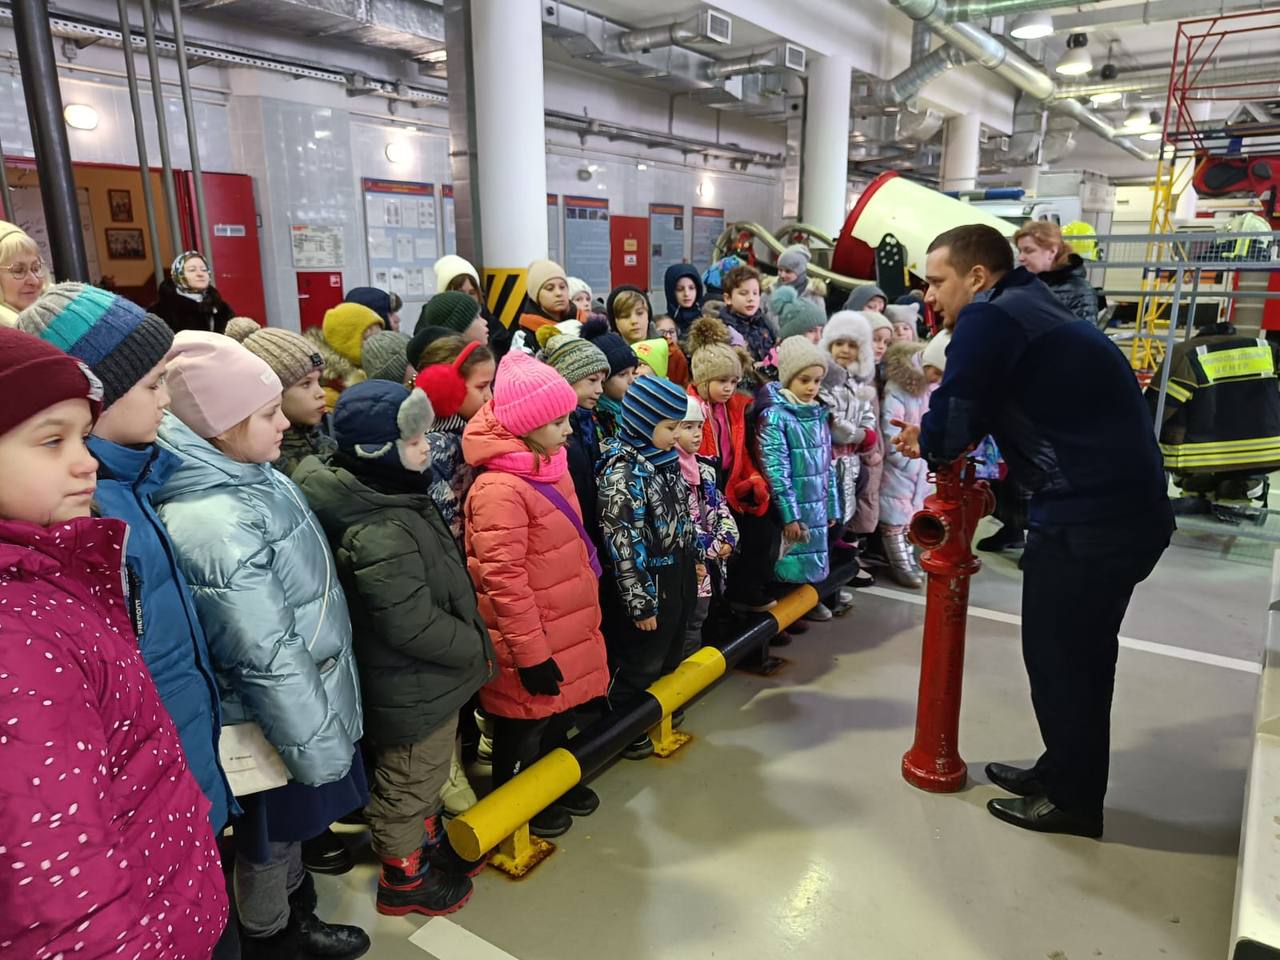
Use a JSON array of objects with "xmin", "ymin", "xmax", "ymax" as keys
[
  {"xmin": 942, "ymin": 0, "xmax": 1096, "ymax": 20},
  {"xmin": 1007, "ymin": 92, "xmax": 1044, "ymax": 163},
  {"xmin": 1052, "ymin": 0, "xmax": 1267, "ymax": 35},
  {"xmin": 616, "ymin": 10, "xmax": 732, "ymax": 52},
  {"xmin": 1041, "ymin": 113, "xmax": 1079, "ymax": 164},
  {"xmin": 887, "ymin": 0, "xmax": 1155, "ymax": 161},
  {"xmin": 897, "ymin": 106, "xmax": 945, "ymax": 142},
  {"xmin": 869, "ymin": 44, "xmax": 969, "ymax": 105},
  {"xmin": 1053, "ymin": 60, "xmax": 1280, "ymax": 101},
  {"xmin": 544, "ymin": 109, "xmax": 785, "ymax": 166}
]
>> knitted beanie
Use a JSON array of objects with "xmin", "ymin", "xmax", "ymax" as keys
[
  {"xmin": 0, "ymin": 327, "xmax": 103, "ymax": 438},
  {"xmin": 777, "ymin": 335, "xmax": 829, "ymax": 389},
  {"xmin": 406, "ymin": 325, "xmax": 456, "ymax": 370},
  {"xmin": 526, "ymin": 259, "xmax": 567, "ymax": 301},
  {"xmin": 165, "ymin": 330, "xmax": 283, "ymax": 439},
  {"xmin": 322, "ymin": 302, "xmax": 383, "ymax": 365},
  {"xmin": 434, "ymin": 254, "xmax": 480, "ymax": 293},
  {"xmin": 418, "ymin": 290, "xmax": 481, "ymax": 335},
  {"xmin": 362, "ymin": 330, "xmax": 411, "ymax": 383},
  {"xmin": 567, "ymin": 277, "xmax": 592, "ymax": 303},
  {"xmin": 632, "ymin": 338, "xmax": 669, "ymax": 379},
  {"xmin": 777, "ymin": 244, "xmax": 811, "ymax": 276},
  {"xmin": 344, "ymin": 286, "xmax": 394, "ymax": 326},
  {"xmin": 540, "ymin": 329, "xmax": 609, "ymax": 385},
  {"xmin": 225, "ymin": 316, "xmax": 323, "ymax": 388},
  {"xmin": 845, "ymin": 284, "xmax": 887, "ymax": 312},
  {"xmin": 581, "ymin": 318, "xmax": 639, "ymax": 378},
  {"xmin": 921, "ymin": 330, "xmax": 951, "ymax": 373},
  {"xmin": 333, "ymin": 379, "xmax": 434, "ymax": 470},
  {"xmin": 771, "ymin": 285, "xmax": 825, "ymax": 340},
  {"xmin": 683, "ymin": 393, "xmax": 706, "ymax": 423},
  {"xmin": 17, "ymin": 282, "xmax": 173, "ymax": 409},
  {"xmin": 687, "ymin": 316, "xmax": 744, "ymax": 385},
  {"xmin": 619, "ymin": 373, "xmax": 689, "ymax": 466},
  {"xmin": 885, "ymin": 302, "xmax": 920, "ymax": 337},
  {"xmin": 491, "ymin": 349, "xmax": 578, "ymax": 437},
  {"xmin": 866, "ymin": 311, "xmax": 893, "ymax": 338}
]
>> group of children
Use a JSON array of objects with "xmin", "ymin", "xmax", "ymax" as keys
[{"xmin": 0, "ymin": 243, "xmax": 952, "ymax": 960}]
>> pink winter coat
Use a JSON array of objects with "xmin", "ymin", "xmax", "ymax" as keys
[
  {"xmin": 0, "ymin": 516, "xmax": 227, "ymax": 958},
  {"xmin": 463, "ymin": 403, "xmax": 609, "ymax": 720}
]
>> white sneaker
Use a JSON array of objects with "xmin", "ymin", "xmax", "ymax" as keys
[
  {"xmin": 440, "ymin": 747, "xmax": 478, "ymax": 816},
  {"xmin": 837, "ymin": 588, "xmax": 855, "ymax": 605},
  {"xmin": 803, "ymin": 602, "xmax": 833, "ymax": 622}
]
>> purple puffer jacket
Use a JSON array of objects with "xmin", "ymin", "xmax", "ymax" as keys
[{"xmin": 0, "ymin": 516, "xmax": 227, "ymax": 958}]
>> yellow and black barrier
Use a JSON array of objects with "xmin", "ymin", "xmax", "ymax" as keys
[
  {"xmin": 447, "ymin": 563, "xmax": 857, "ymax": 876},
  {"xmin": 483, "ymin": 267, "xmax": 528, "ymax": 330}
]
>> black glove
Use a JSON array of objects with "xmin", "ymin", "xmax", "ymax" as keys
[{"xmin": 517, "ymin": 658, "xmax": 564, "ymax": 697}]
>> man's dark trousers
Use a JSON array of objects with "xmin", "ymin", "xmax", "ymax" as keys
[{"xmin": 1020, "ymin": 504, "xmax": 1174, "ymax": 819}]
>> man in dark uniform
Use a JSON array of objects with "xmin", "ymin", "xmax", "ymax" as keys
[{"xmin": 893, "ymin": 225, "xmax": 1174, "ymax": 838}]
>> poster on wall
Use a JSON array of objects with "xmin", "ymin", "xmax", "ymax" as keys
[
  {"xmin": 648, "ymin": 203, "xmax": 684, "ymax": 313},
  {"xmin": 441, "ymin": 184, "xmax": 456, "ymax": 256},
  {"xmin": 691, "ymin": 206, "xmax": 725, "ymax": 272},
  {"xmin": 362, "ymin": 178, "xmax": 439, "ymax": 309},
  {"xmin": 10, "ymin": 186, "xmax": 102, "ymax": 282},
  {"xmin": 290, "ymin": 224, "xmax": 344, "ymax": 268},
  {"xmin": 563, "ymin": 195, "xmax": 609, "ymax": 297},
  {"xmin": 547, "ymin": 194, "xmax": 560, "ymax": 265}
]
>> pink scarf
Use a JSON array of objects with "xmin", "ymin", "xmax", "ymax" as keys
[
  {"xmin": 484, "ymin": 445, "xmax": 568, "ymax": 482},
  {"xmin": 677, "ymin": 446, "xmax": 701, "ymax": 486}
]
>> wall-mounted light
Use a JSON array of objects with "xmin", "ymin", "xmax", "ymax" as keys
[
  {"xmin": 1054, "ymin": 34, "xmax": 1092, "ymax": 77},
  {"xmin": 696, "ymin": 179, "xmax": 715, "ymax": 201},
  {"xmin": 385, "ymin": 140, "xmax": 409, "ymax": 164},
  {"xmin": 1010, "ymin": 11, "xmax": 1053, "ymax": 40},
  {"xmin": 63, "ymin": 103, "xmax": 98, "ymax": 131},
  {"xmin": 636, "ymin": 162, "xmax": 648, "ymax": 171}
]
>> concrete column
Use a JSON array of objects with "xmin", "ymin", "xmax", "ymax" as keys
[
  {"xmin": 940, "ymin": 113, "xmax": 981, "ymax": 193},
  {"xmin": 469, "ymin": 0, "xmax": 548, "ymax": 320},
  {"xmin": 801, "ymin": 53, "xmax": 853, "ymax": 238}
]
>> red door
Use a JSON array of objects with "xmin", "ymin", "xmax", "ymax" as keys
[
  {"xmin": 296, "ymin": 271, "xmax": 345, "ymax": 331},
  {"xmin": 610, "ymin": 215, "xmax": 649, "ymax": 291},
  {"xmin": 176, "ymin": 171, "xmax": 268, "ymax": 324}
]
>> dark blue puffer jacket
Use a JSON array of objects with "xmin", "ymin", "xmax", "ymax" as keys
[
  {"xmin": 87, "ymin": 437, "xmax": 235, "ymax": 831},
  {"xmin": 663, "ymin": 262, "xmax": 704, "ymax": 335}
]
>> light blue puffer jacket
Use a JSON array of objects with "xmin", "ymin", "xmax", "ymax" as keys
[
  {"xmin": 755, "ymin": 381, "xmax": 840, "ymax": 584},
  {"xmin": 152, "ymin": 414, "xmax": 362, "ymax": 787}
]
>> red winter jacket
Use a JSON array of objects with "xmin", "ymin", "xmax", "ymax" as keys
[
  {"xmin": 0, "ymin": 516, "xmax": 227, "ymax": 958},
  {"xmin": 462, "ymin": 404, "xmax": 609, "ymax": 720},
  {"xmin": 688, "ymin": 387, "xmax": 771, "ymax": 517}
]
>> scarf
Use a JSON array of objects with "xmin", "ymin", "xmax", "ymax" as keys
[
  {"xmin": 780, "ymin": 387, "xmax": 817, "ymax": 407},
  {"xmin": 711, "ymin": 401, "xmax": 734, "ymax": 475},
  {"xmin": 677, "ymin": 446, "xmax": 701, "ymax": 486},
  {"xmin": 787, "ymin": 272, "xmax": 808, "ymax": 296},
  {"xmin": 597, "ymin": 393, "xmax": 623, "ymax": 433},
  {"xmin": 483, "ymin": 444, "xmax": 569, "ymax": 483},
  {"xmin": 171, "ymin": 250, "xmax": 209, "ymax": 302}
]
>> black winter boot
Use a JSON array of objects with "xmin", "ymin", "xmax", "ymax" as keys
[
  {"xmin": 377, "ymin": 847, "xmax": 473, "ymax": 917},
  {"xmin": 423, "ymin": 813, "xmax": 487, "ymax": 878},
  {"xmin": 292, "ymin": 911, "xmax": 371, "ymax": 959}
]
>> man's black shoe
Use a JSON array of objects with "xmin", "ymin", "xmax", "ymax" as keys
[
  {"xmin": 555, "ymin": 783, "xmax": 600, "ymax": 817},
  {"xmin": 301, "ymin": 828, "xmax": 354, "ymax": 876},
  {"xmin": 985, "ymin": 761, "xmax": 1047, "ymax": 797},
  {"xmin": 987, "ymin": 795, "xmax": 1103, "ymax": 839},
  {"xmin": 976, "ymin": 525, "xmax": 1026, "ymax": 553}
]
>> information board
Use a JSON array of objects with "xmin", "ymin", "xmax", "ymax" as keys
[
  {"xmin": 362, "ymin": 178, "xmax": 438, "ymax": 310},
  {"xmin": 290, "ymin": 224, "xmax": 344, "ymax": 269},
  {"xmin": 563, "ymin": 195, "xmax": 610, "ymax": 296},
  {"xmin": 648, "ymin": 202, "xmax": 684, "ymax": 313},
  {"xmin": 547, "ymin": 194, "xmax": 560, "ymax": 265},
  {"xmin": 441, "ymin": 184, "xmax": 456, "ymax": 256},
  {"xmin": 691, "ymin": 206, "xmax": 725, "ymax": 272}
]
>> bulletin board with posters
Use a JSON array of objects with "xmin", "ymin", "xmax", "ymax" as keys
[
  {"xmin": 361, "ymin": 178, "xmax": 439, "ymax": 316},
  {"xmin": 563, "ymin": 195, "xmax": 610, "ymax": 296},
  {"xmin": 648, "ymin": 202, "xmax": 684, "ymax": 313},
  {"xmin": 691, "ymin": 206, "xmax": 725, "ymax": 271}
]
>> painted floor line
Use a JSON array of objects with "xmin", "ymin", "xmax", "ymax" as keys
[
  {"xmin": 409, "ymin": 918, "xmax": 522, "ymax": 960},
  {"xmin": 861, "ymin": 585, "xmax": 1262, "ymax": 675}
]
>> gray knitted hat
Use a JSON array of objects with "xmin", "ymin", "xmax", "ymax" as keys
[
  {"xmin": 777, "ymin": 244, "xmax": 811, "ymax": 276},
  {"xmin": 362, "ymin": 330, "xmax": 412, "ymax": 383},
  {"xmin": 542, "ymin": 331, "xmax": 609, "ymax": 385},
  {"xmin": 777, "ymin": 335, "xmax": 829, "ymax": 389},
  {"xmin": 17, "ymin": 281, "xmax": 173, "ymax": 409},
  {"xmin": 224, "ymin": 316, "xmax": 323, "ymax": 388}
]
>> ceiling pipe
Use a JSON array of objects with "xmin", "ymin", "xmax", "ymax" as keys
[
  {"xmin": 887, "ymin": 0, "xmax": 1155, "ymax": 161},
  {"xmin": 1053, "ymin": 60, "xmax": 1280, "ymax": 100},
  {"xmin": 1052, "ymin": 0, "xmax": 1268, "ymax": 34},
  {"xmin": 870, "ymin": 44, "xmax": 970, "ymax": 105},
  {"xmin": 616, "ymin": 12, "xmax": 721, "ymax": 53},
  {"xmin": 944, "ymin": 0, "xmax": 1101, "ymax": 20},
  {"xmin": 910, "ymin": 20, "xmax": 932, "ymax": 62},
  {"xmin": 704, "ymin": 49, "xmax": 778, "ymax": 79}
]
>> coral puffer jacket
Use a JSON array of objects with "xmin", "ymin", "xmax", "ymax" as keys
[
  {"xmin": 0, "ymin": 517, "xmax": 227, "ymax": 958},
  {"xmin": 463, "ymin": 403, "xmax": 609, "ymax": 720}
]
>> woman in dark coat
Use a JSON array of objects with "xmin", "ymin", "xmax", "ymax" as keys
[
  {"xmin": 1014, "ymin": 221, "xmax": 1098, "ymax": 325},
  {"xmin": 150, "ymin": 250, "xmax": 235, "ymax": 333}
]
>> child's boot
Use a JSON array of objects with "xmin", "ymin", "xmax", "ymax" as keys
[
  {"xmin": 440, "ymin": 746, "xmax": 478, "ymax": 816},
  {"xmin": 377, "ymin": 847, "xmax": 473, "ymax": 917},
  {"xmin": 884, "ymin": 528, "xmax": 924, "ymax": 589}
]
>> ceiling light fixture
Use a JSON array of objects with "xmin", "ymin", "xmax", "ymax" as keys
[
  {"xmin": 1090, "ymin": 61, "xmax": 1122, "ymax": 105},
  {"xmin": 1123, "ymin": 104, "xmax": 1149, "ymax": 129},
  {"xmin": 1010, "ymin": 11, "xmax": 1053, "ymax": 40},
  {"xmin": 63, "ymin": 103, "xmax": 98, "ymax": 131},
  {"xmin": 1055, "ymin": 33, "xmax": 1092, "ymax": 77}
]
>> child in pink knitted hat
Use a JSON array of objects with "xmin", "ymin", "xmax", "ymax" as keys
[{"xmin": 461, "ymin": 350, "xmax": 609, "ymax": 840}]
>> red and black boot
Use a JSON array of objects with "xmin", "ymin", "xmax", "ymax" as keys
[
  {"xmin": 376, "ymin": 846, "xmax": 474, "ymax": 917},
  {"xmin": 423, "ymin": 812, "xmax": 487, "ymax": 878}
]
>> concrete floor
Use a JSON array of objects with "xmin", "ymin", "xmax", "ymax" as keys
[{"xmin": 315, "ymin": 520, "xmax": 1269, "ymax": 960}]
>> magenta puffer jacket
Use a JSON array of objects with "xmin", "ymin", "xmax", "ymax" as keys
[{"xmin": 0, "ymin": 516, "xmax": 228, "ymax": 958}]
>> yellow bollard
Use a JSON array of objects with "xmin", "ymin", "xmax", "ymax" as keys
[{"xmin": 488, "ymin": 821, "xmax": 555, "ymax": 879}]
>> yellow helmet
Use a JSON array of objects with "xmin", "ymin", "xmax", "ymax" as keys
[{"xmin": 1062, "ymin": 220, "xmax": 1098, "ymax": 260}]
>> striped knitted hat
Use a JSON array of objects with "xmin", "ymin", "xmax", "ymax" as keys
[
  {"xmin": 540, "ymin": 329, "xmax": 609, "ymax": 385},
  {"xmin": 619, "ymin": 373, "xmax": 688, "ymax": 468},
  {"xmin": 225, "ymin": 316, "xmax": 323, "ymax": 388},
  {"xmin": 17, "ymin": 282, "xmax": 173, "ymax": 409}
]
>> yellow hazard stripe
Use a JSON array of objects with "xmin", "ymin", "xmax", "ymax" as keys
[
  {"xmin": 1165, "ymin": 381, "xmax": 1193, "ymax": 404},
  {"xmin": 483, "ymin": 267, "xmax": 528, "ymax": 330},
  {"xmin": 1197, "ymin": 346, "xmax": 1274, "ymax": 383},
  {"xmin": 1160, "ymin": 435, "xmax": 1280, "ymax": 455},
  {"xmin": 1161, "ymin": 439, "xmax": 1280, "ymax": 468}
]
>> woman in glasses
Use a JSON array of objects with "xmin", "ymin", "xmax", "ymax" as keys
[{"xmin": 0, "ymin": 221, "xmax": 50, "ymax": 326}]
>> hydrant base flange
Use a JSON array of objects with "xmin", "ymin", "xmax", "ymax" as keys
[{"xmin": 901, "ymin": 753, "xmax": 968, "ymax": 794}]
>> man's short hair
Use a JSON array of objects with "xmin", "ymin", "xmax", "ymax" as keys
[{"xmin": 927, "ymin": 225, "xmax": 1014, "ymax": 276}]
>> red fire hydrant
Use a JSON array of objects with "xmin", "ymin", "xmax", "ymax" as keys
[{"xmin": 901, "ymin": 457, "xmax": 995, "ymax": 793}]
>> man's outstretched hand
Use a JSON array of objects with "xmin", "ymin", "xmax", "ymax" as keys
[{"xmin": 891, "ymin": 420, "xmax": 922, "ymax": 459}]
